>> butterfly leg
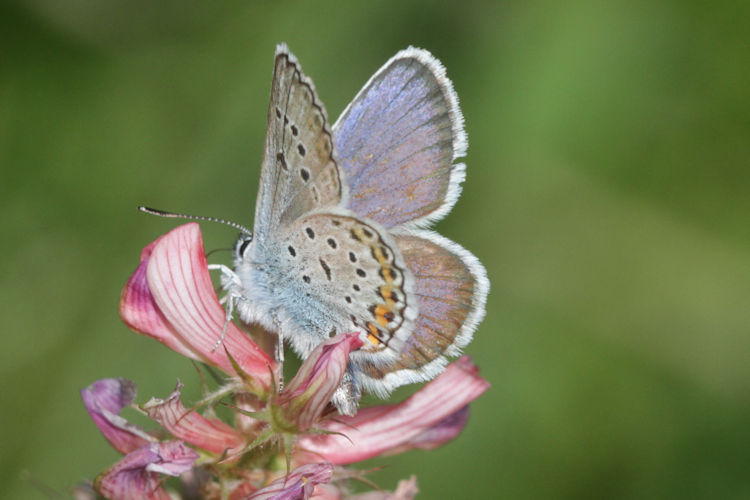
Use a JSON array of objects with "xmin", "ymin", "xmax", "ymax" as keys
[
  {"xmin": 270, "ymin": 310, "xmax": 285, "ymax": 392},
  {"xmin": 208, "ymin": 264, "xmax": 244, "ymax": 352},
  {"xmin": 209, "ymin": 263, "xmax": 243, "ymax": 290}
]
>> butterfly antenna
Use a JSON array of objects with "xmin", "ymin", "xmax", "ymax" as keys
[{"xmin": 138, "ymin": 206, "xmax": 252, "ymax": 236}]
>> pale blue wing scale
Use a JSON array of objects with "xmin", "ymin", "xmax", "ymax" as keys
[{"xmin": 332, "ymin": 47, "xmax": 467, "ymax": 229}]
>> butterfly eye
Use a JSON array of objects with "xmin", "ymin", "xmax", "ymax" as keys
[{"xmin": 237, "ymin": 236, "xmax": 253, "ymax": 256}]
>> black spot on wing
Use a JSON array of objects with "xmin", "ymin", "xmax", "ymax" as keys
[
  {"xmin": 319, "ymin": 258, "xmax": 332, "ymax": 280},
  {"xmin": 277, "ymin": 152, "xmax": 287, "ymax": 170}
]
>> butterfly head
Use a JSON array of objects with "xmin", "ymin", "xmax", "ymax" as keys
[{"xmin": 235, "ymin": 233, "xmax": 254, "ymax": 260}]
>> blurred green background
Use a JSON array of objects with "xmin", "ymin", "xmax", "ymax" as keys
[{"xmin": 2, "ymin": 0, "xmax": 749, "ymax": 498}]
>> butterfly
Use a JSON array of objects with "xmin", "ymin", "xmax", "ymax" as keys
[{"xmin": 226, "ymin": 43, "xmax": 488, "ymax": 414}]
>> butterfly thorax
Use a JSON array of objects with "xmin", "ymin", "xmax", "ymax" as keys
[{"xmin": 233, "ymin": 237, "xmax": 329, "ymax": 357}]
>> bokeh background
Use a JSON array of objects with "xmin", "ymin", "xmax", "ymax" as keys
[{"xmin": 2, "ymin": 1, "xmax": 748, "ymax": 498}]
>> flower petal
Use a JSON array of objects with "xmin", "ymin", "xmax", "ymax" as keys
[
  {"xmin": 147, "ymin": 223, "xmax": 276, "ymax": 386},
  {"xmin": 247, "ymin": 463, "xmax": 334, "ymax": 500},
  {"xmin": 346, "ymin": 476, "xmax": 419, "ymax": 500},
  {"xmin": 309, "ymin": 484, "xmax": 343, "ymax": 500},
  {"xmin": 388, "ymin": 406, "xmax": 469, "ymax": 454},
  {"xmin": 119, "ymin": 239, "xmax": 200, "ymax": 360},
  {"xmin": 95, "ymin": 441, "xmax": 198, "ymax": 500},
  {"xmin": 296, "ymin": 357, "xmax": 489, "ymax": 465},
  {"xmin": 309, "ymin": 476, "xmax": 419, "ymax": 500},
  {"xmin": 121, "ymin": 223, "xmax": 277, "ymax": 390},
  {"xmin": 142, "ymin": 381, "xmax": 246, "ymax": 456},
  {"xmin": 278, "ymin": 333, "xmax": 363, "ymax": 431},
  {"xmin": 81, "ymin": 378, "xmax": 155, "ymax": 455}
]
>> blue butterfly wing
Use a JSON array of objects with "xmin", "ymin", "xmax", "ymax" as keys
[{"xmin": 333, "ymin": 47, "xmax": 467, "ymax": 229}]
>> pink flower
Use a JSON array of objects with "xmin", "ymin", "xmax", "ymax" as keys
[
  {"xmin": 295, "ymin": 356, "xmax": 489, "ymax": 465},
  {"xmin": 337, "ymin": 476, "xmax": 419, "ymax": 500},
  {"xmin": 246, "ymin": 463, "xmax": 333, "ymax": 500},
  {"xmin": 81, "ymin": 378, "xmax": 154, "ymax": 455},
  {"xmin": 276, "ymin": 333, "xmax": 363, "ymax": 432},
  {"xmin": 84, "ymin": 223, "xmax": 489, "ymax": 498},
  {"xmin": 119, "ymin": 223, "xmax": 277, "ymax": 394},
  {"xmin": 82, "ymin": 378, "xmax": 200, "ymax": 498},
  {"xmin": 95, "ymin": 441, "xmax": 198, "ymax": 500},
  {"xmin": 309, "ymin": 475, "xmax": 419, "ymax": 500},
  {"xmin": 142, "ymin": 381, "xmax": 247, "ymax": 457}
]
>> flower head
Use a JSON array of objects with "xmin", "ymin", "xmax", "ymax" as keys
[{"xmin": 83, "ymin": 224, "xmax": 489, "ymax": 498}]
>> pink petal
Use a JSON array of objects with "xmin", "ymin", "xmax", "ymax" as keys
[
  {"xmin": 120, "ymin": 239, "xmax": 201, "ymax": 361},
  {"xmin": 278, "ymin": 333, "xmax": 363, "ymax": 430},
  {"xmin": 389, "ymin": 406, "xmax": 469, "ymax": 454},
  {"xmin": 147, "ymin": 223, "xmax": 276, "ymax": 384},
  {"xmin": 346, "ymin": 476, "xmax": 419, "ymax": 500},
  {"xmin": 247, "ymin": 463, "xmax": 334, "ymax": 500},
  {"xmin": 95, "ymin": 441, "xmax": 198, "ymax": 500},
  {"xmin": 121, "ymin": 223, "xmax": 276, "ymax": 390},
  {"xmin": 142, "ymin": 381, "xmax": 246, "ymax": 456},
  {"xmin": 309, "ymin": 484, "xmax": 344, "ymax": 500},
  {"xmin": 81, "ymin": 379, "xmax": 154, "ymax": 455},
  {"xmin": 309, "ymin": 476, "xmax": 419, "ymax": 500},
  {"xmin": 296, "ymin": 357, "xmax": 489, "ymax": 465}
]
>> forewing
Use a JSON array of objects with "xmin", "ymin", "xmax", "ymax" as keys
[
  {"xmin": 333, "ymin": 47, "xmax": 467, "ymax": 229},
  {"xmin": 357, "ymin": 229, "xmax": 488, "ymax": 396},
  {"xmin": 254, "ymin": 45, "xmax": 345, "ymax": 239}
]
